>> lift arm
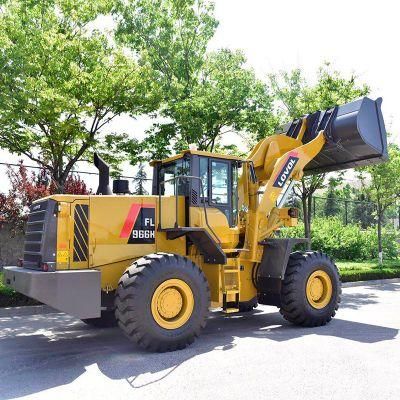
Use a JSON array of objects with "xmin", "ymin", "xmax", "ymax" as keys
[
  {"xmin": 240, "ymin": 96, "xmax": 388, "ymax": 262},
  {"xmin": 242, "ymin": 120, "xmax": 326, "ymax": 261}
]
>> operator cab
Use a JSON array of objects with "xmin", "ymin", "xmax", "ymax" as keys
[{"xmin": 151, "ymin": 150, "xmax": 243, "ymax": 228}]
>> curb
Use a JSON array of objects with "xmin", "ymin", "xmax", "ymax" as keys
[
  {"xmin": 0, "ymin": 304, "xmax": 57, "ymax": 318},
  {"xmin": 1, "ymin": 278, "xmax": 399, "ymax": 317},
  {"xmin": 342, "ymin": 277, "xmax": 400, "ymax": 288}
]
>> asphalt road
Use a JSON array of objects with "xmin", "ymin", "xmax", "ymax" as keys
[{"xmin": 0, "ymin": 280, "xmax": 399, "ymax": 400}]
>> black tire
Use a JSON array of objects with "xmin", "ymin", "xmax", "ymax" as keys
[
  {"xmin": 115, "ymin": 253, "xmax": 210, "ymax": 352},
  {"xmin": 280, "ymin": 251, "xmax": 341, "ymax": 327},
  {"xmin": 81, "ymin": 310, "xmax": 117, "ymax": 328},
  {"xmin": 238, "ymin": 296, "xmax": 258, "ymax": 312}
]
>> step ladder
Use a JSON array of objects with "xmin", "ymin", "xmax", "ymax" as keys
[{"xmin": 222, "ymin": 258, "xmax": 241, "ymax": 313}]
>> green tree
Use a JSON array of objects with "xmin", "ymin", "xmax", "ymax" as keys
[
  {"xmin": 324, "ymin": 176, "xmax": 342, "ymax": 217},
  {"xmin": 293, "ymin": 175, "xmax": 324, "ymax": 246},
  {"xmin": 116, "ymin": 1, "xmax": 277, "ymax": 162},
  {"xmin": 139, "ymin": 49, "xmax": 276, "ymax": 160},
  {"xmin": 132, "ymin": 163, "xmax": 149, "ymax": 195},
  {"xmin": 359, "ymin": 144, "xmax": 400, "ymax": 263},
  {"xmin": 0, "ymin": 0, "xmax": 159, "ymax": 192},
  {"xmin": 270, "ymin": 63, "xmax": 369, "ymax": 244},
  {"xmin": 352, "ymin": 192, "xmax": 375, "ymax": 229},
  {"xmin": 115, "ymin": 0, "xmax": 217, "ymax": 101}
]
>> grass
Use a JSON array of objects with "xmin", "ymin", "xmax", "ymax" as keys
[{"xmin": 336, "ymin": 260, "xmax": 400, "ymax": 282}]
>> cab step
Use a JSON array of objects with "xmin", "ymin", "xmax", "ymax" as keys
[
  {"xmin": 224, "ymin": 307, "xmax": 240, "ymax": 314},
  {"xmin": 221, "ymin": 259, "xmax": 241, "ymax": 313}
]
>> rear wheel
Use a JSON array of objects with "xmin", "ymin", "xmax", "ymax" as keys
[
  {"xmin": 280, "ymin": 251, "xmax": 341, "ymax": 327},
  {"xmin": 115, "ymin": 253, "xmax": 210, "ymax": 352}
]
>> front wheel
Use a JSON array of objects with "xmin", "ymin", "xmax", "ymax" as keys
[
  {"xmin": 115, "ymin": 253, "xmax": 210, "ymax": 352},
  {"xmin": 280, "ymin": 251, "xmax": 341, "ymax": 327}
]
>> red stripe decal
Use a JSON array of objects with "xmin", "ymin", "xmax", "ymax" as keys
[{"xmin": 119, "ymin": 203, "xmax": 156, "ymax": 238}]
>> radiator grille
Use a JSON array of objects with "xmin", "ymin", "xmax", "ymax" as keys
[{"xmin": 23, "ymin": 200, "xmax": 52, "ymax": 269}]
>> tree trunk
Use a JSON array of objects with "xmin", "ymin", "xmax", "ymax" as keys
[
  {"xmin": 51, "ymin": 170, "xmax": 66, "ymax": 194},
  {"xmin": 307, "ymin": 194, "xmax": 313, "ymax": 250},
  {"xmin": 377, "ymin": 207, "xmax": 383, "ymax": 266},
  {"xmin": 302, "ymin": 196, "xmax": 311, "ymax": 250},
  {"xmin": 307, "ymin": 194, "xmax": 313, "ymax": 230}
]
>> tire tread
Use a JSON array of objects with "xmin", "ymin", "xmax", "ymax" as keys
[
  {"xmin": 280, "ymin": 251, "xmax": 342, "ymax": 327},
  {"xmin": 115, "ymin": 253, "xmax": 210, "ymax": 352}
]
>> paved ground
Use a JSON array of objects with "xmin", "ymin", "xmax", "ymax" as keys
[{"xmin": 0, "ymin": 280, "xmax": 399, "ymax": 400}]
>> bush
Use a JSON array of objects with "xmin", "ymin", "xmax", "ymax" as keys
[
  {"xmin": 280, "ymin": 217, "xmax": 399, "ymax": 261},
  {"xmin": 1, "ymin": 162, "xmax": 89, "ymax": 235},
  {"xmin": 0, "ymin": 272, "xmax": 40, "ymax": 307},
  {"xmin": 337, "ymin": 261, "xmax": 400, "ymax": 282}
]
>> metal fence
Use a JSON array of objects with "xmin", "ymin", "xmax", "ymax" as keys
[
  {"xmin": 295, "ymin": 196, "xmax": 400, "ymax": 229},
  {"xmin": 2, "ymin": 161, "xmax": 399, "ymax": 230}
]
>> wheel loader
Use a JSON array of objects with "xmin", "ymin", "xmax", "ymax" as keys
[{"xmin": 3, "ymin": 96, "xmax": 388, "ymax": 351}]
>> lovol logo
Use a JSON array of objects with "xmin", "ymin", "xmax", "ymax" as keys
[
  {"xmin": 120, "ymin": 204, "xmax": 156, "ymax": 244},
  {"xmin": 272, "ymin": 154, "xmax": 299, "ymax": 188}
]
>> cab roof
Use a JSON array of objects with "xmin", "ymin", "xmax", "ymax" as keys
[{"xmin": 150, "ymin": 149, "xmax": 244, "ymax": 166}]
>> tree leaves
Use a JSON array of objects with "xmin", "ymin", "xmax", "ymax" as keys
[
  {"xmin": 0, "ymin": 0, "xmax": 160, "ymax": 190},
  {"xmin": 128, "ymin": 49, "xmax": 276, "ymax": 161},
  {"xmin": 360, "ymin": 144, "xmax": 400, "ymax": 214},
  {"xmin": 116, "ymin": 2, "xmax": 276, "ymax": 161},
  {"xmin": 269, "ymin": 63, "xmax": 370, "ymax": 121},
  {"xmin": 115, "ymin": 0, "xmax": 218, "ymax": 98},
  {"xmin": 0, "ymin": 162, "xmax": 89, "ymax": 234},
  {"xmin": 270, "ymin": 64, "xmax": 370, "ymax": 241}
]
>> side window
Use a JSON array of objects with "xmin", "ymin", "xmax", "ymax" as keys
[
  {"xmin": 160, "ymin": 158, "xmax": 190, "ymax": 195},
  {"xmin": 176, "ymin": 158, "xmax": 190, "ymax": 195},
  {"xmin": 211, "ymin": 161, "xmax": 228, "ymax": 204},
  {"xmin": 163, "ymin": 164, "xmax": 176, "ymax": 195},
  {"xmin": 199, "ymin": 157, "xmax": 208, "ymax": 198}
]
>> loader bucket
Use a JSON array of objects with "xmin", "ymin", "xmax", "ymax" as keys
[{"xmin": 284, "ymin": 97, "xmax": 388, "ymax": 174}]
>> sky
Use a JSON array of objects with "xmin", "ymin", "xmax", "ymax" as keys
[
  {"xmin": 1, "ymin": 0, "xmax": 399, "ymax": 192},
  {"xmin": 209, "ymin": 0, "xmax": 399, "ymax": 134}
]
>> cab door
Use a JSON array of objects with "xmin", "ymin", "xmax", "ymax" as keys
[
  {"xmin": 199, "ymin": 156, "xmax": 238, "ymax": 227},
  {"xmin": 209, "ymin": 159, "xmax": 234, "ymax": 226},
  {"xmin": 190, "ymin": 156, "xmax": 240, "ymax": 249}
]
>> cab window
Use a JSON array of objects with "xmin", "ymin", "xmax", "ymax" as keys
[
  {"xmin": 211, "ymin": 160, "xmax": 229, "ymax": 204},
  {"xmin": 159, "ymin": 158, "xmax": 190, "ymax": 195},
  {"xmin": 199, "ymin": 157, "xmax": 209, "ymax": 199}
]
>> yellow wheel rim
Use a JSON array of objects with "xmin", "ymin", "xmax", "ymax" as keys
[
  {"xmin": 151, "ymin": 279, "xmax": 194, "ymax": 330},
  {"xmin": 306, "ymin": 270, "xmax": 333, "ymax": 309}
]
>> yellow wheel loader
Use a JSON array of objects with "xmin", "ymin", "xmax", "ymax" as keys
[{"xmin": 3, "ymin": 97, "xmax": 388, "ymax": 352}]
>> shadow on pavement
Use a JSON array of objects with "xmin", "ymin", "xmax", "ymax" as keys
[
  {"xmin": 363, "ymin": 282, "xmax": 400, "ymax": 292},
  {"xmin": 340, "ymin": 281, "xmax": 400, "ymax": 309},
  {"xmin": 340, "ymin": 292, "xmax": 379, "ymax": 309},
  {"xmin": 0, "ymin": 300, "xmax": 398, "ymax": 398}
]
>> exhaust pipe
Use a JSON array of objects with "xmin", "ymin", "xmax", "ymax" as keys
[{"xmin": 94, "ymin": 153, "xmax": 112, "ymax": 195}]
